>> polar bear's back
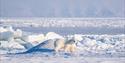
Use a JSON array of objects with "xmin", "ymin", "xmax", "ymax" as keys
[{"xmin": 54, "ymin": 39, "xmax": 65, "ymax": 48}]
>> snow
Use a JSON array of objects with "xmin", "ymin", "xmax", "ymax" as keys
[
  {"xmin": 0, "ymin": 23, "xmax": 125, "ymax": 63},
  {"xmin": 0, "ymin": 54, "xmax": 125, "ymax": 63},
  {"xmin": 1, "ymin": 18, "xmax": 125, "ymax": 28},
  {"xmin": 21, "ymin": 34, "xmax": 45, "ymax": 46},
  {"xmin": 0, "ymin": 26, "xmax": 125, "ymax": 55},
  {"xmin": 74, "ymin": 34, "xmax": 83, "ymax": 41},
  {"xmin": 14, "ymin": 29, "xmax": 23, "ymax": 38},
  {"xmin": 0, "ymin": 31, "xmax": 14, "ymax": 41},
  {"xmin": 0, "ymin": 27, "xmax": 8, "ymax": 32},
  {"xmin": 45, "ymin": 32, "xmax": 64, "ymax": 40}
]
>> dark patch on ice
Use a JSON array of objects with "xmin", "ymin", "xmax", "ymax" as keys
[
  {"xmin": 25, "ymin": 48, "xmax": 54, "ymax": 53},
  {"xmin": 16, "ymin": 40, "xmax": 54, "ymax": 54}
]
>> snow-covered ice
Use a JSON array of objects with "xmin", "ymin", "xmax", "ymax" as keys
[
  {"xmin": 0, "ymin": 26, "xmax": 125, "ymax": 55},
  {"xmin": 0, "ymin": 19, "xmax": 125, "ymax": 63},
  {"xmin": 45, "ymin": 32, "xmax": 64, "ymax": 40}
]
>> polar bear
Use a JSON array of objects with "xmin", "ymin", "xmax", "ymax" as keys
[{"xmin": 54, "ymin": 38, "xmax": 77, "ymax": 53}]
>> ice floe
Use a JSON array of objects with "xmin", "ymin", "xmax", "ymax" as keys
[{"xmin": 0, "ymin": 26, "xmax": 125, "ymax": 55}]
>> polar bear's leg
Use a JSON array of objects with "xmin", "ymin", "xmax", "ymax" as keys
[
  {"xmin": 64, "ymin": 44, "xmax": 71, "ymax": 53},
  {"xmin": 70, "ymin": 44, "xmax": 76, "ymax": 52},
  {"xmin": 55, "ymin": 46, "xmax": 62, "ymax": 52},
  {"xmin": 64, "ymin": 44, "xmax": 77, "ymax": 53}
]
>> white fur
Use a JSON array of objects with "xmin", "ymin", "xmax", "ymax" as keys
[
  {"xmin": 64, "ymin": 44, "xmax": 76, "ymax": 53},
  {"xmin": 54, "ymin": 39, "xmax": 77, "ymax": 53},
  {"xmin": 54, "ymin": 39, "xmax": 65, "ymax": 52}
]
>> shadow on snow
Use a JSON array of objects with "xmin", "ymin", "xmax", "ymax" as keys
[{"xmin": 16, "ymin": 40, "xmax": 55, "ymax": 54}]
